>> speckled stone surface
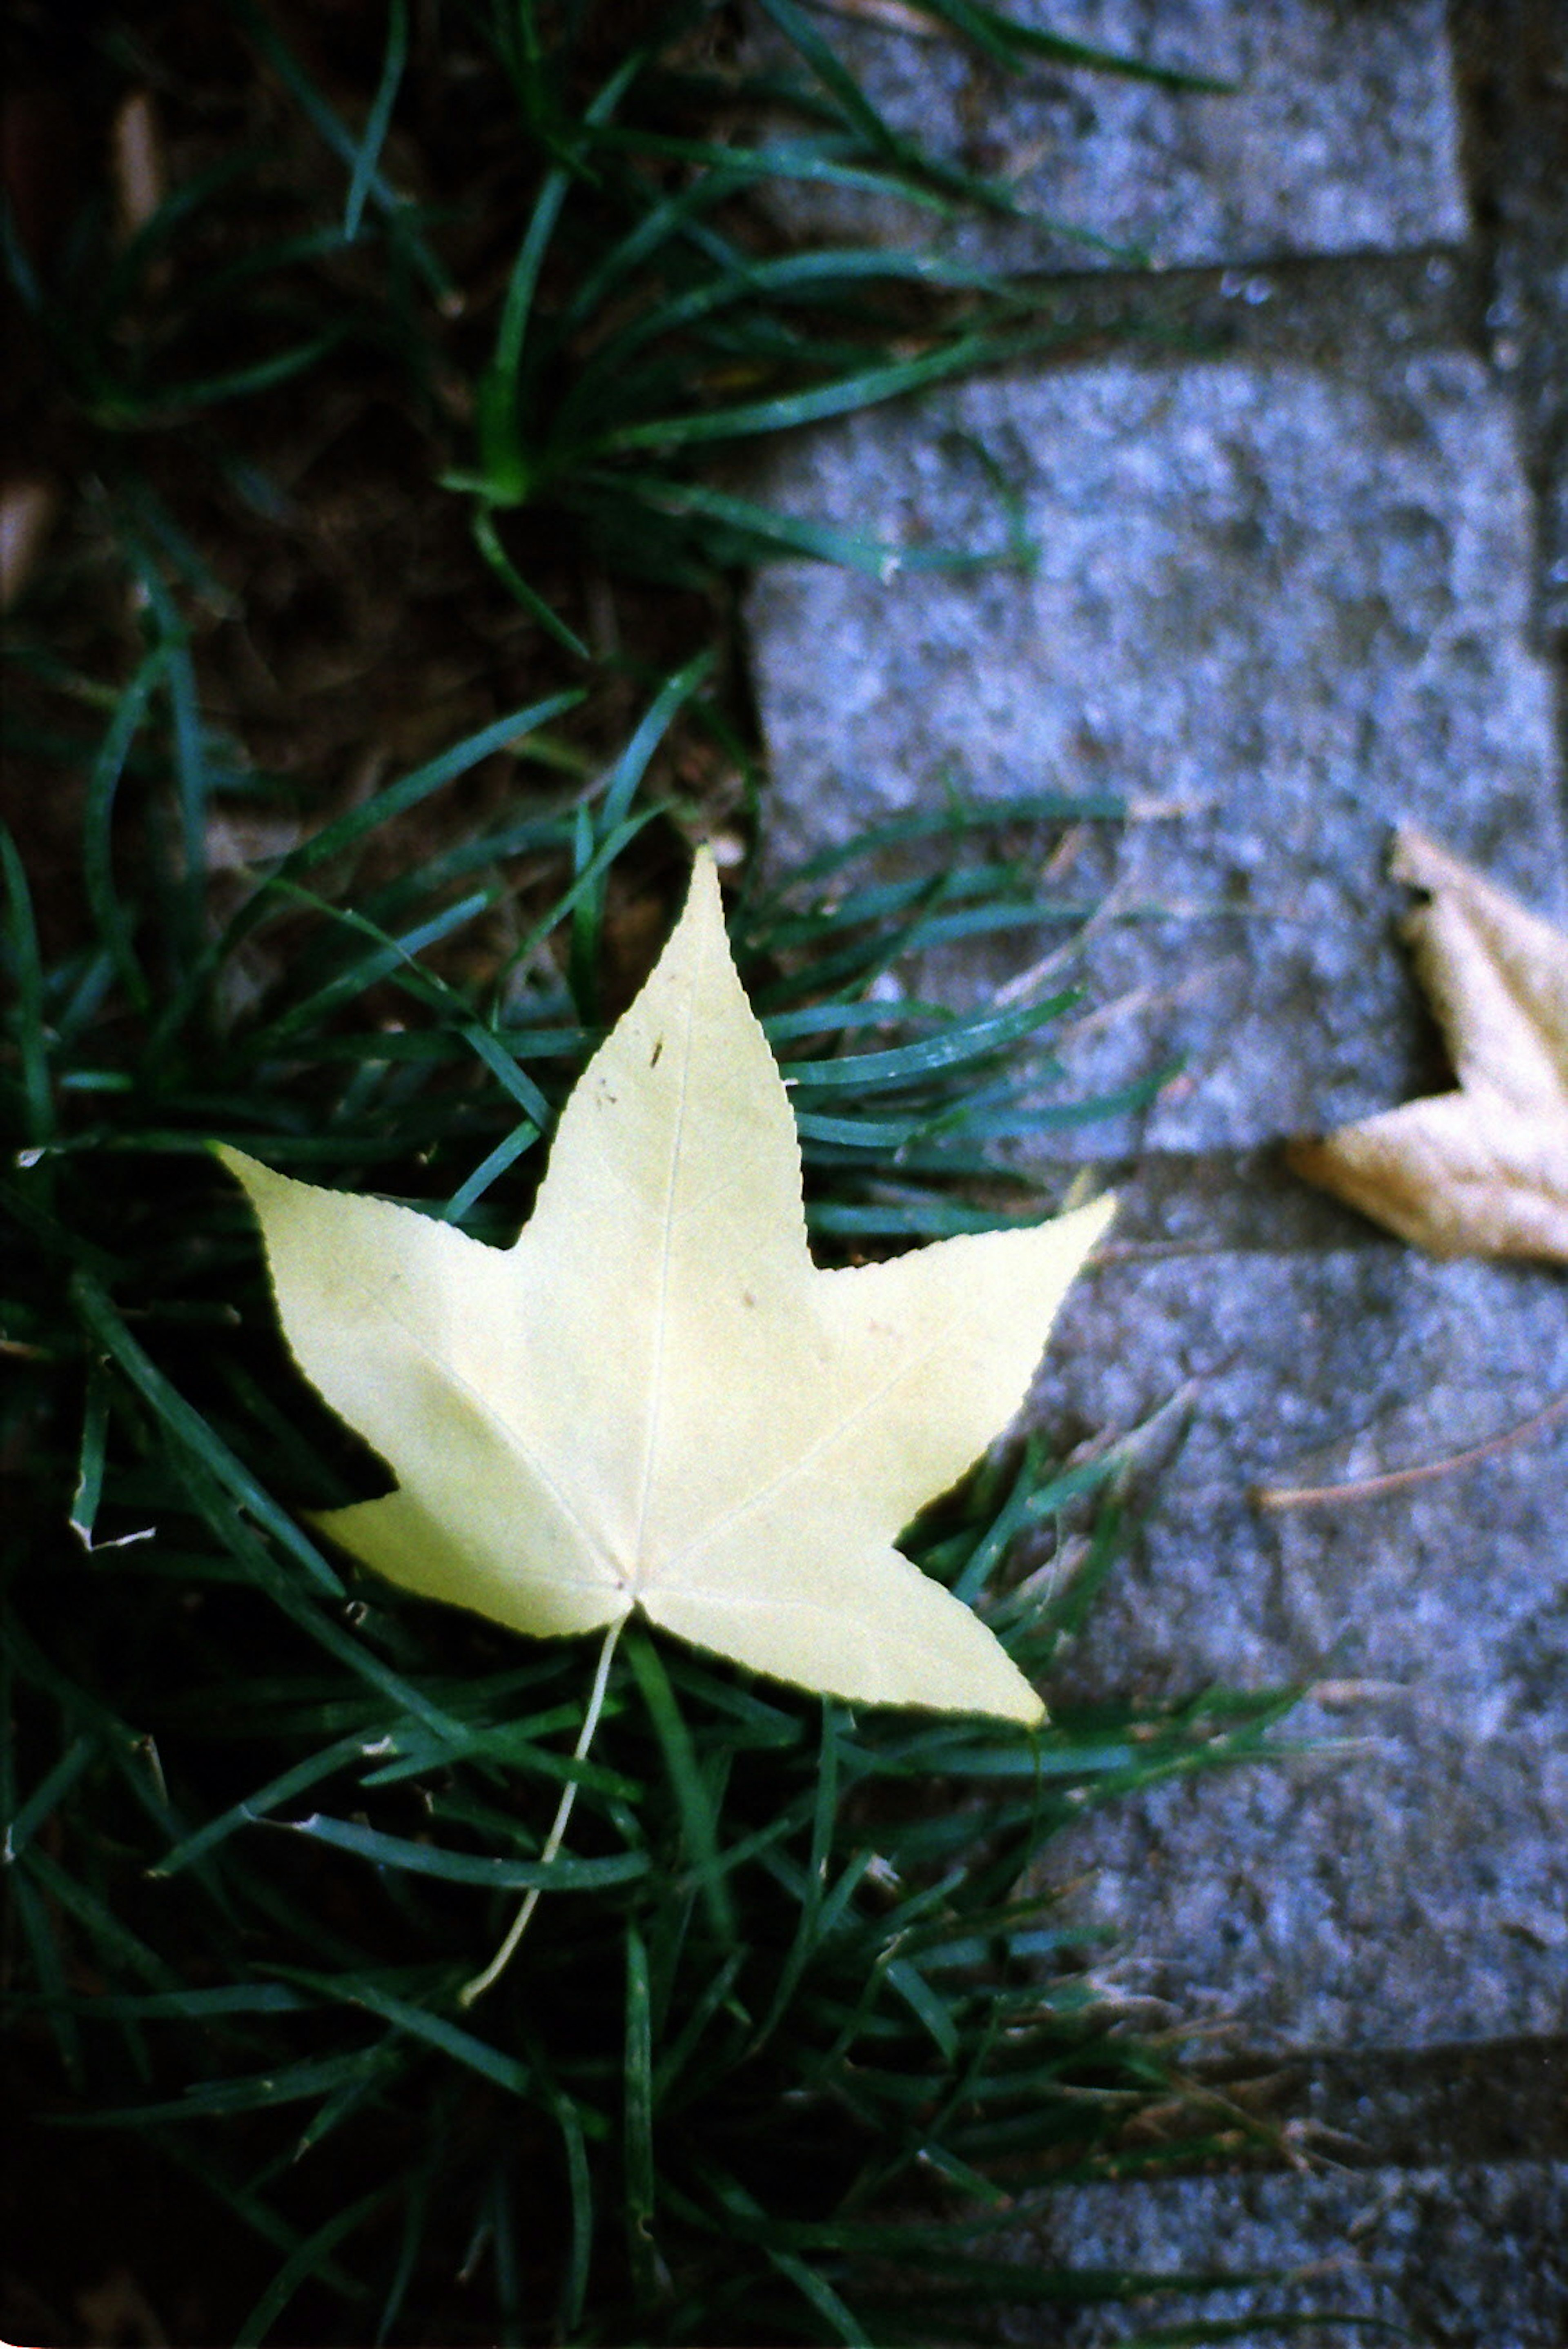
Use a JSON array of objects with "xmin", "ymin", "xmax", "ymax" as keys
[
  {"xmin": 751, "ymin": 0, "xmax": 1469, "ymax": 272},
  {"xmin": 742, "ymin": 292, "xmax": 1568, "ymax": 2073},
  {"xmin": 1028, "ymin": 1243, "xmax": 1568, "ymax": 2051},
  {"xmin": 1458, "ymin": 0, "xmax": 1568, "ymax": 637},
  {"xmin": 1009, "ymin": 2160, "xmax": 1568, "ymax": 2345},
  {"xmin": 739, "ymin": 0, "xmax": 1568, "ymax": 2316},
  {"xmin": 745, "ymin": 354, "xmax": 1565, "ymax": 1151},
  {"xmin": 1037, "ymin": 1247, "xmax": 1568, "ymax": 1701}
]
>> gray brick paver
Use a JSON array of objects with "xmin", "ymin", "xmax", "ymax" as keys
[
  {"xmin": 1010, "ymin": 2160, "xmax": 1568, "ymax": 2345},
  {"xmin": 747, "ymin": 354, "xmax": 1565, "ymax": 1151},
  {"xmin": 753, "ymin": 0, "xmax": 1468, "ymax": 271},
  {"xmin": 740, "ymin": 0, "xmax": 1568, "ymax": 2318}
]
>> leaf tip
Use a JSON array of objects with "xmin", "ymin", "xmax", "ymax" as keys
[
  {"xmin": 209, "ymin": 1139, "xmax": 258, "ymax": 1181},
  {"xmin": 687, "ymin": 838, "xmax": 724, "ymax": 911},
  {"xmin": 1016, "ymin": 1685, "xmax": 1047, "ymax": 1731},
  {"xmin": 1077, "ymin": 1189, "xmax": 1116, "ymax": 1247},
  {"xmin": 1049, "ymin": 1187, "xmax": 1117, "ymax": 1272}
]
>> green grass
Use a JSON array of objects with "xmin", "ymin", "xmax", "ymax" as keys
[
  {"xmin": 2, "ymin": 0, "xmax": 1225, "ymax": 647},
  {"xmin": 0, "ymin": 5, "xmax": 1321, "ymax": 2343},
  {"xmin": 3, "ymin": 690, "xmax": 1305, "ymax": 2344}
]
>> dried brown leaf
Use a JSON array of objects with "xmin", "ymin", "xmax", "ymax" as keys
[{"xmin": 1287, "ymin": 825, "xmax": 1568, "ymax": 1262}]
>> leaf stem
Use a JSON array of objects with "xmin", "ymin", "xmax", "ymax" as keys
[{"xmin": 459, "ymin": 1615, "xmax": 626, "ymax": 2006}]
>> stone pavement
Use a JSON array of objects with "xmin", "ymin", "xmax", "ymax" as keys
[{"xmin": 739, "ymin": 2, "xmax": 1567, "ymax": 2338}]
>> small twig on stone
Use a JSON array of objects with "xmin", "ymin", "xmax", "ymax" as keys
[{"xmin": 1251, "ymin": 1389, "xmax": 1568, "ymax": 1512}]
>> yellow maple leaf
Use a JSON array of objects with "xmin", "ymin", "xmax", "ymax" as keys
[
  {"xmin": 220, "ymin": 852, "xmax": 1111, "ymax": 1726},
  {"xmin": 1288, "ymin": 825, "xmax": 1568, "ymax": 1261}
]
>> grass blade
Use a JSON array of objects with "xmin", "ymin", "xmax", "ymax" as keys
[
  {"xmin": 235, "ymin": 2187, "xmax": 384, "ymax": 2347},
  {"xmin": 624, "ymin": 1922, "xmax": 659, "ymax": 2305},
  {"xmin": 2, "ymin": 827, "xmax": 53, "ymax": 1144},
  {"xmin": 345, "ymin": 0, "xmax": 409, "ymax": 240},
  {"xmin": 624, "ymin": 1628, "xmax": 736, "ymax": 1946},
  {"xmin": 280, "ymin": 1811, "xmax": 647, "ymax": 1892}
]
